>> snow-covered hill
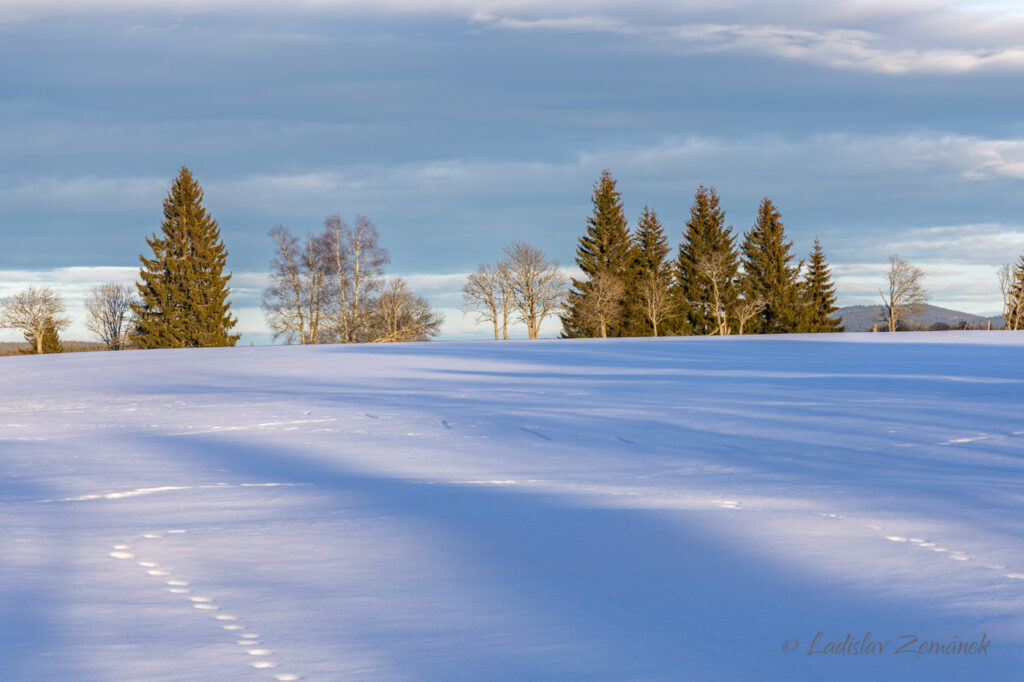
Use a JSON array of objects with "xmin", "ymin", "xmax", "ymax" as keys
[{"xmin": 2, "ymin": 333, "xmax": 1023, "ymax": 681}]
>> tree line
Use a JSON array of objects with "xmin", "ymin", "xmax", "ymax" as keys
[
  {"xmin": 463, "ymin": 170, "xmax": 844, "ymax": 339},
  {"xmin": 260, "ymin": 216, "xmax": 443, "ymax": 344},
  {"xmin": 0, "ymin": 167, "xmax": 445, "ymax": 354},
  {"xmin": 3, "ymin": 166, "xmax": 1024, "ymax": 353}
]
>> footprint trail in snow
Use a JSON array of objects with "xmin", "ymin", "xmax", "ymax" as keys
[{"xmin": 108, "ymin": 529, "xmax": 302, "ymax": 680}]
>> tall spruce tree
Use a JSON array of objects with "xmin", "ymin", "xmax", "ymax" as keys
[
  {"xmin": 740, "ymin": 198, "xmax": 803, "ymax": 333},
  {"xmin": 134, "ymin": 167, "xmax": 239, "ymax": 348},
  {"xmin": 630, "ymin": 206, "xmax": 672, "ymax": 336},
  {"xmin": 802, "ymin": 238, "xmax": 844, "ymax": 332},
  {"xmin": 21, "ymin": 319, "xmax": 64, "ymax": 354},
  {"xmin": 676, "ymin": 185, "xmax": 739, "ymax": 335},
  {"xmin": 562, "ymin": 170, "xmax": 633, "ymax": 337}
]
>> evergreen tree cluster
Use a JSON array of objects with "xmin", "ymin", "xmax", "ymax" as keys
[{"xmin": 562, "ymin": 171, "xmax": 843, "ymax": 337}]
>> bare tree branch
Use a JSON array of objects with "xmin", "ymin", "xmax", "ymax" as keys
[
  {"xmin": 693, "ymin": 250, "xmax": 732, "ymax": 336},
  {"xmin": 261, "ymin": 226, "xmax": 331, "ymax": 344},
  {"xmin": 638, "ymin": 268, "xmax": 673, "ymax": 337},
  {"xmin": 369, "ymin": 278, "xmax": 443, "ymax": 342},
  {"xmin": 502, "ymin": 241, "xmax": 567, "ymax": 340},
  {"xmin": 579, "ymin": 271, "xmax": 625, "ymax": 339},
  {"xmin": 85, "ymin": 283, "xmax": 137, "ymax": 350},
  {"xmin": 322, "ymin": 214, "xmax": 389, "ymax": 343},
  {"xmin": 998, "ymin": 262, "xmax": 1024, "ymax": 331},
  {"xmin": 734, "ymin": 295, "xmax": 765, "ymax": 336},
  {"xmin": 879, "ymin": 254, "xmax": 929, "ymax": 332},
  {"xmin": 462, "ymin": 261, "xmax": 514, "ymax": 340},
  {"xmin": 0, "ymin": 287, "xmax": 70, "ymax": 355}
]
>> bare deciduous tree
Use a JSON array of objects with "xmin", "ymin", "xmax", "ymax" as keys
[
  {"xmin": 734, "ymin": 295, "xmax": 765, "ymax": 336},
  {"xmin": 262, "ymin": 226, "xmax": 331, "ymax": 344},
  {"xmin": 503, "ymin": 241, "xmax": 567, "ymax": 340},
  {"xmin": 879, "ymin": 254, "xmax": 929, "ymax": 332},
  {"xmin": 998, "ymin": 262, "xmax": 1024, "ymax": 331},
  {"xmin": 638, "ymin": 268, "xmax": 673, "ymax": 337},
  {"xmin": 0, "ymin": 287, "xmax": 70, "ymax": 355},
  {"xmin": 322, "ymin": 214, "xmax": 390, "ymax": 343},
  {"xmin": 85, "ymin": 282, "xmax": 137, "ymax": 350},
  {"xmin": 694, "ymin": 250, "xmax": 732, "ymax": 335},
  {"xmin": 462, "ymin": 261, "xmax": 514, "ymax": 340},
  {"xmin": 369, "ymin": 278, "xmax": 444, "ymax": 342},
  {"xmin": 580, "ymin": 271, "xmax": 625, "ymax": 338}
]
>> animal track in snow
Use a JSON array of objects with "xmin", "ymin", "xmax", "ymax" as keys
[{"xmin": 105, "ymin": 530, "xmax": 303, "ymax": 681}]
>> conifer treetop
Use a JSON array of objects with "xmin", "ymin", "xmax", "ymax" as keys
[
  {"xmin": 740, "ymin": 197, "xmax": 803, "ymax": 334},
  {"xmin": 803, "ymin": 238, "xmax": 844, "ymax": 332},
  {"xmin": 133, "ymin": 166, "xmax": 239, "ymax": 349}
]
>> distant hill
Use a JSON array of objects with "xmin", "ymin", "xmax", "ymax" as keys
[{"xmin": 836, "ymin": 304, "xmax": 1004, "ymax": 332}]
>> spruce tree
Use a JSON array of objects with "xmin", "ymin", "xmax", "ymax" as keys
[
  {"xmin": 676, "ymin": 185, "xmax": 739, "ymax": 335},
  {"xmin": 562, "ymin": 170, "xmax": 633, "ymax": 337},
  {"xmin": 133, "ymin": 167, "xmax": 239, "ymax": 349},
  {"xmin": 740, "ymin": 198, "xmax": 803, "ymax": 334},
  {"xmin": 630, "ymin": 206, "xmax": 672, "ymax": 336},
  {"xmin": 21, "ymin": 319, "xmax": 64, "ymax": 354},
  {"xmin": 802, "ymin": 238, "xmax": 844, "ymax": 332}
]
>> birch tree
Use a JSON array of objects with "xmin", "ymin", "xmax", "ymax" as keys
[
  {"xmin": 85, "ymin": 282, "xmax": 137, "ymax": 350},
  {"xmin": 693, "ymin": 250, "xmax": 733, "ymax": 335},
  {"xmin": 262, "ymin": 226, "xmax": 331, "ymax": 344},
  {"xmin": 638, "ymin": 268, "xmax": 673, "ymax": 337},
  {"xmin": 462, "ymin": 261, "xmax": 513, "ymax": 340},
  {"xmin": 322, "ymin": 214, "xmax": 389, "ymax": 342},
  {"xmin": 580, "ymin": 271, "xmax": 625, "ymax": 338},
  {"xmin": 998, "ymin": 259, "xmax": 1024, "ymax": 330}
]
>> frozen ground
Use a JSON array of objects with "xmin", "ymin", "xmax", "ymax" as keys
[{"xmin": 1, "ymin": 332, "xmax": 1023, "ymax": 681}]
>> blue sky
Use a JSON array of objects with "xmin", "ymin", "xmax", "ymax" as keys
[{"xmin": 3, "ymin": 1, "xmax": 1024, "ymax": 341}]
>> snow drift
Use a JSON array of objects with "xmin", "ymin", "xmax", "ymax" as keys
[{"xmin": 2, "ymin": 332, "xmax": 1022, "ymax": 680}]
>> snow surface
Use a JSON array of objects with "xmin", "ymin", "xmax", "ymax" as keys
[{"xmin": 1, "ymin": 332, "xmax": 1023, "ymax": 681}]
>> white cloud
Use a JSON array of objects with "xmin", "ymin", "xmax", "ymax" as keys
[{"xmin": 7, "ymin": 1, "xmax": 1024, "ymax": 75}]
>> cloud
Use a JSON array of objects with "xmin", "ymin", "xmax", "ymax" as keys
[{"xmin": 7, "ymin": 1, "xmax": 1024, "ymax": 75}]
